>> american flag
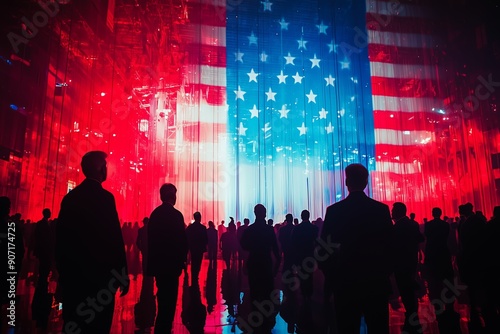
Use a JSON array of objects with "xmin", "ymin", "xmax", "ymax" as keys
[{"xmin": 169, "ymin": 0, "xmax": 441, "ymax": 221}]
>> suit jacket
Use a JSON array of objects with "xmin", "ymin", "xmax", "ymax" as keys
[
  {"xmin": 321, "ymin": 191, "xmax": 394, "ymax": 288},
  {"xmin": 147, "ymin": 202, "xmax": 188, "ymax": 277},
  {"xmin": 393, "ymin": 216, "xmax": 424, "ymax": 270},
  {"xmin": 186, "ymin": 222, "xmax": 208, "ymax": 254},
  {"xmin": 55, "ymin": 178, "xmax": 127, "ymax": 288}
]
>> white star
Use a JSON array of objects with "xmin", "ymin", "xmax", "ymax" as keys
[
  {"xmin": 247, "ymin": 69, "xmax": 259, "ymax": 83},
  {"xmin": 325, "ymin": 122, "xmax": 334, "ymax": 134},
  {"xmin": 278, "ymin": 17, "xmax": 289, "ymax": 30},
  {"xmin": 297, "ymin": 37, "xmax": 308, "ymax": 50},
  {"xmin": 238, "ymin": 122, "xmax": 248, "ymax": 136},
  {"xmin": 292, "ymin": 72, "xmax": 304, "ymax": 84},
  {"xmin": 261, "ymin": 0, "xmax": 273, "ymax": 11},
  {"xmin": 316, "ymin": 21, "xmax": 329, "ymax": 34},
  {"xmin": 248, "ymin": 32, "xmax": 258, "ymax": 46},
  {"xmin": 234, "ymin": 86, "xmax": 246, "ymax": 100},
  {"xmin": 340, "ymin": 59, "xmax": 350, "ymax": 69},
  {"xmin": 278, "ymin": 105, "xmax": 290, "ymax": 118},
  {"xmin": 319, "ymin": 108, "xmax": 328, "ymax": 119},
  {"xmin": 265, "ymin": 87, "xmax": 277, "ymax": 101},
  {"xmin": 327, "ymin": 40, "xmax": 337, "ymax": 53},
  {"xmin": 324, "ymin": 74, "xmax": 335, "ymax": 86},
  {"xmin": 249, "ymin": 105, "xmax": 260, "ymax": 118},
  {"xmin": 306, "ymin": 89, "xmax": 317, "ymax": 103},
  {"xmin": 277, "ymin": 70, "xmax": 288, "ymax": 84},
  {"xmin": 338, "ymin": 108, "xmax": 345, "ymax": 117},
  {"xmin": 297, "ymin": 122, "xmax": 307, "ymax": 136},
  {"xmin": 309, "ymin": 54, "xmax": 321, "ymax": 68},
  {"xmin": 284, "ymin": 52, "xmax": 295, "ymax": 65},
  {"xmin": 262, "ymin": 122, "xmax": 272, "ymax": 133},
  {"xmin": 235, "ymin": 50, "xmax": 244, "ymax": 62},
  {"xmin": 260, "ymin": 52, "xmax": 268, "ymax": 62}
]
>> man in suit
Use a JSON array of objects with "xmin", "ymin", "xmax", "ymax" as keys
[
  {"xmin": 55, "ymin": 151, "xmax": 129, "ymax": 333},
  {"xmin": 392, "ymin": 202, "xmax": 424, "ymax": 333},
  {"xmin": 147, "ymin": 183, "xmax": 188, "ymax": 334},
  {"xmin": 186, "ymin": 211, "xmax": 208, "ymax": 286},
  {"xmin": 321, "ymin": 163, "xmax": 394, "ymax": 333}
]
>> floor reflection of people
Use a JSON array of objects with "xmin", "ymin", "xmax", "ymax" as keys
[
  {"xmin": 221, "ymin": 266, "xmax": 240, "ymax": 319},
  {"xmin": 205, "ymin": 261, "xmax": 217, "ymax": 314},
  {"xmin": 181, "ymin": 274, "xmax": 207, "ymax": 334}
]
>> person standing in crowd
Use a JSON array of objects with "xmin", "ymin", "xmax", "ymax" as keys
[
  {"xmin": 34, "ymin": 208, "xmax": 54, "ymax": 288},
  {"xmin": 392, "ymin": 202, "xmax": 424, "ymax": 333},
  {"xmin": 240, "ymin": 204, "xmax": 281, "ymax": 333},
  {"xmin": 484, "ymin": 206, "xmax": 500, "ymax": 332},
  {"xmin": 458, "ymin": 202, "xmax": 487, "ymax": 332},
  {"xmin": 147, "ymin": 183, "xmax": 188, "ymax": 334},
  {"xmin": 220, "ymin": 221, "xmax": 238, "ymax": 269},
  {"xmin": 186, "ymin": 211, "xmax": 208, "ymax": 286},
  {"xmin": 206, "ymin": 220, "xmax": 218, "ymax": 265},
  {"xmin": 321, "ymin": 163, "xmax": 394, "ymax": 333},
  {"xmin": 290, "ymin": 209, "xmax": 319, "ymax": 300},
  {"xmin": 55, "ymin": 151, "xmax": 129, "ymax": 333},
  {"xmin": 237, "ymin": 218, "xmax": 250, "ymax": 269},
  {"xmin": 278, "ymin": 213, "xmax": 295, "ymax": 277}
]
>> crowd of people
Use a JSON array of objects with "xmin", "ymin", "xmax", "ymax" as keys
[{"xmin": 1, "ymin": 151, "xmax": 500, "ymax": 334}]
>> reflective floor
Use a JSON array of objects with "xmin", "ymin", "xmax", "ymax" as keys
[{"xmin": 6, "ymin": 251, "xmax": 472, "ymax": 334}]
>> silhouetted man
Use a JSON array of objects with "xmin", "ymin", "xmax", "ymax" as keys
[
  {"xmin": 186, "ymin": 211, "xmax": 208, "ymax": 286},
  {"xmin": 206, "ymin": 221, "xmax": 218, "ymax": 264},
  {"xmin": 236, "ymin": 218, "xmax": 250, "ymax": 268},
  {"xmin": 147, "ymin": 183, "xmax": 188, "ymax": 334},
  {"xmin": 240, "ymin": 204, "xmax": 281, "ymax": 333},
  {"xmin": 34, "ymin": 208, "xmax": 54, "ymax": 288},
  {"xmin": 321, "ymin": 164, "xmax": 394, "ymax": 333},
  {"xmin": 484, "ymin": 206, "xmax": 500, "ymax": 332},
  {"xmin": 278, "ymin": 213, "xmax": 295, "ymax": 276},
  {"xmin": 290, "ymin": 209, "xmax": 319, "ymax": 299},
  {"xmin": 458, "ymin": 203, "xmax": 487, "ymax": 331},
  {"xmin": 392, "ymin": 202, "xmax": 424, "ymax": 333},
  {"xmin": 55, "ymin": 151, "xmax": 129, "ymax": 333}
]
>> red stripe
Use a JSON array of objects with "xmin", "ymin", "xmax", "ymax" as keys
[
  {"xmin": 186, "ymin": 44, "xmax": 226, "ymax": 67},
  {"xmin": 368, "ymin": 44, "xmax": 430, "ymax": 64},
  {"xmin": 183, "ymin": 84, "xmax": 226, "ymax": 106},
  {"xmin": 187, "ymin": 2, "xmax": 226, "ymax": 27},
  {"xmin": 370, "ymin": 76, "xmax": 437, "ymax": 98},
  {"xmin": 366, "ymin": 14, "xmax": 438, "ymax": 35},
  {"xmin": 182, "ymin": 123, "xmax": 226, "ymax": 143},
  {"xmin": 374, "ymin": 110, "xmax": 445, "ymax": 131},
  {"xmin": 374, "ymin": 144, "xmax": 439, "ymax": 164}
]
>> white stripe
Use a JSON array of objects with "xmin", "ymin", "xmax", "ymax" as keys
[
  {"xmin": 368, "ymin": 30, "xmax": 435, "ymax": 48},
  {"xmin": 177, "ymin": 181, "xmax": 225, "ymax": 202},
  {"xmin": 370, "ymin": 62, "xmax": 436, "ymax": 80},
  {"xmin": 366, "ymin": 0, "xmax": 433, "ymax": 18},
  {"xmin": 176, "ymin": 99, "xmax": 228, "ymax": 124},
  {"xmin": 375, "ymin": 161, "xmax": 421, "ymax": 174},
  {"xmin": 174, "ymin": 135, "xmax": 228, "ymax": 163},
  {"xmin": 181, "ymin": 24, "xmax": 226, "ymax": 47},
  {"xmin": 372, "ymin": 96, "xmax": 437, "ymax": 112},
  {"xmin": 375, "ymin": 129, "xmax": 435, "ymax": 146},
  {"xmin": 185, "ymin": 65, "xmax": 226, "ymax": 86}
]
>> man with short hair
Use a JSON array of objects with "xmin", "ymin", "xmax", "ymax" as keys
[
  {"xmin": 321, "ymin": 163, "xmax": 394, "ymax": 333},
  {"xmin": 147, "ymin": 183, "xmax": 188, "ymax": 334},
  {"xmin": 56, "ymin": 151, "xmax": 129, "ymax": 333},
  {"xmin": 186, "ymin": 211, "xmax": 208, "ymax": 286}
]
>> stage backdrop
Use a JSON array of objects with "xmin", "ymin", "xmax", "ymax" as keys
[{"xmin": 8, "ymin": 0, "xmax": 498, "ymax": 223}]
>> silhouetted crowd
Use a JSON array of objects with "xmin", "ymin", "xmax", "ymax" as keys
[{"xmin": 1, "ymin": 153, "xmax": 500, "ymax": 334}]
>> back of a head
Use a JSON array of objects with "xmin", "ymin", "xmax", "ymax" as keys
[
  {"xmin": 42, "ymin": 208, "xmax": 51, "ymax": 219},
  {"xmin": 285, "ymin": 213, "xmax": 293, "ymax": 223},
  {"xmin": 410, "ymin": 213, "xmax": 416, "ymax": 220},
  {"xmin": 160, "ymin": 183, "xmax": 177, "ymax": 204},
  {"xmin": 142, "ymin": 217, "xmax": 149, "ymax": 225},
  {"xmin": 254, "ymin": 204, "xmax": 266, "ymax": 220},
  {"xmin": 459, "ymin": 202, "xmax": 474, "ymax": 216},
  {"xmin": 81, "ymin": 151, "xmax": 107, "ymax": 180},
  {"xmin": 228, "ymin": 221, "xmax": 236, "ymax": 233},
  {"xmin": 267, "ymin": 219, "xmax": 273, "ymax": 226},
  {"xmin": 392, "ymin": 202, "xmax": 407, "ymax": 219},
  {"xmin": 193, "ymin": 211, "xmax": 201, "ymax": 221},
  {"xmin": 0, "ymin": 196, "xmax": 10, "ymax": 218},
  {"xmin": 432, "ymin": 207, "xmax": 442, "ymax": 219},
  {"xmin": 301, "ymin": 210, "xmax": 310, "ymax": 221},
  {"xmin": 243, "ymin": 218, "xmax": 250, "ymax": 225},
  {"xmin": 494, "ymin": 206, "xmax": 500, "ymax": 219},
  {"xmin": 208, "ymin": 220, "xmax": 214, "ymax": 228},
  {"xmin": 345, "ymin": 163, "xmax": 369, "ymax": 191}
]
